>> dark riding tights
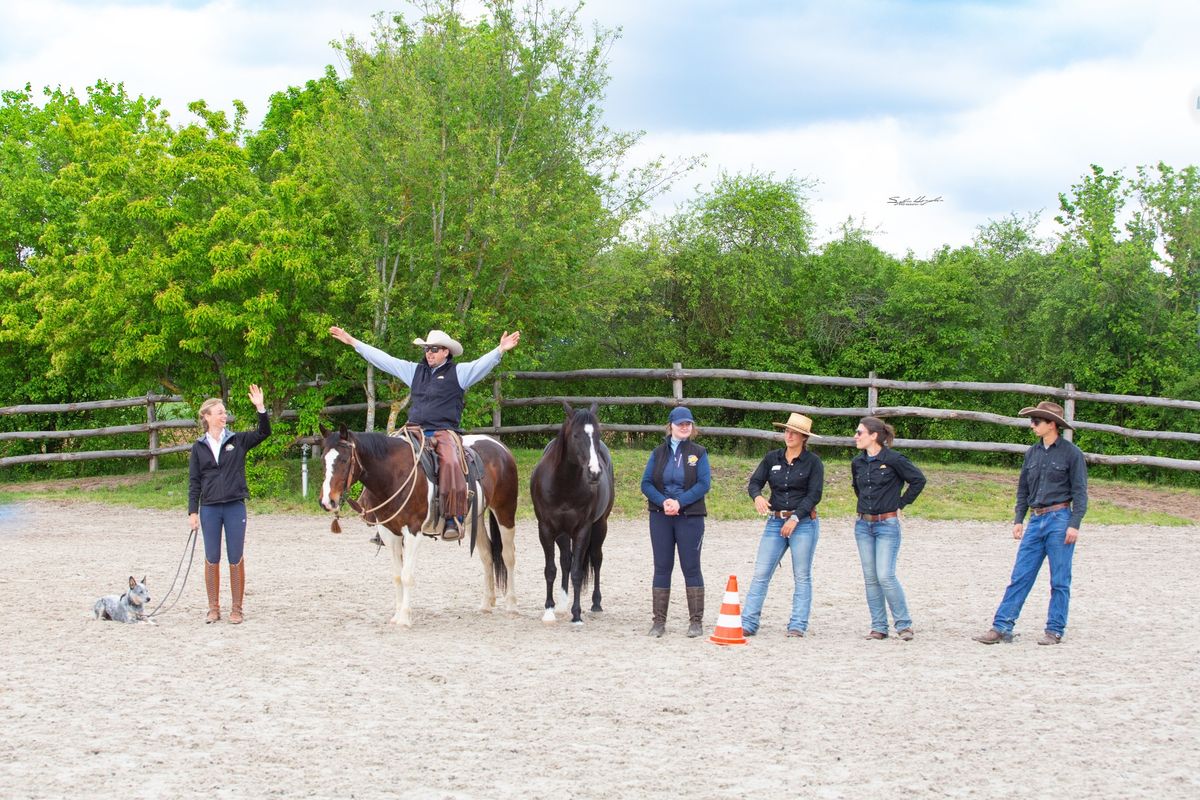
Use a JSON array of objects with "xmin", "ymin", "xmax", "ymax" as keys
[
  {"xmin": 649, "ymin": 511, "xmax": 704, "ymax": 589},
  {"xmin": 200, "ymin": 500, "xmax": 247, "ymax": 564}
]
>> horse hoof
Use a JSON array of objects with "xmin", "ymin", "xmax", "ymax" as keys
[
  {"xmin": 541, "ymin": 608, "xmax": 557, "ymax": 624},
  {"xmin": 570, "ymin": 620, "xmax": 584, "ymax": 628},
  {"xmin": 390, "ymin": 614, "xmax": 413, "ymax": 627},
  {"xmin": 590, "ymin": 606, "xmax": 603, "ymax": 614}
]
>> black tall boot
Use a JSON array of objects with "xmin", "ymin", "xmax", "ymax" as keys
[
  {"xmin": 685, "ymin": 585, "xmax": 705, "ymax": 638},
  {"xmin": 648, "ymin": 587, "xmax": 669, "ymax": 638}
]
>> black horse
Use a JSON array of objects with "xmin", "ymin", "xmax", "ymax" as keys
[{"xmin": 530, "ymin": 402, "xmax": 615, "ymax": 626}]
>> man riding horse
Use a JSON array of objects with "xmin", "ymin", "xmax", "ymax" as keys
[{"xmin": 329, "ymin": 324, "xmax": 521, "ymax": 540}]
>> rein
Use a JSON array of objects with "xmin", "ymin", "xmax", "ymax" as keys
[
  {"xmin": 146, "ymin": 527, "xmax": 199, "ymax": 618},
  {"xmin": 330, "ymin": 430, "xmax": 423, "ymax": 533}
]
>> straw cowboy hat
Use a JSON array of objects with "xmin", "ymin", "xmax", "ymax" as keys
[
  {"xmin": 412, "ymin": 329, "xmax": 463, "ymax": 357},
  {"xmin": 1018, "ymin": 401, "xmax": 1072, "ymax": 430},
  {"xmin": 772, "ymin": 412, "xmax": 820, "ymax": 438}
]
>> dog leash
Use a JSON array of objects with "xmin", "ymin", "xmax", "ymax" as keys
[{"xmin": 146, "ymin": 528, "xmax": 199, "ymax": 618}]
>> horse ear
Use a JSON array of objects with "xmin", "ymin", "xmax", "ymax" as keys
[
  {"xmin": 128, "ymin": 576, "xmax": 136, "ymax": 589},
  {"xmin": 588, "ymin": 401, "xmax": 599, "ymax": 416},
  {"xmin": 562, "ymin": 400, "xmax": 573, "ymax": 417},
  {"xmin": 339, "ymin": 423, "xmax": 349, "ymax": 438},
  {"xmin": 319, "ymin": 423, "xmax": 329, "ymax": 436}
]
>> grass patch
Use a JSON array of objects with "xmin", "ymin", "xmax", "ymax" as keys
[{"xmin": 2, "ymin": 447, "xmax": 1196, "ymax": 527}]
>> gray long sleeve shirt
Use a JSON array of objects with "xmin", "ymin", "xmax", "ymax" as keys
[{"xmin": 1014, "ymin": 436, "xmax": 1089, "ymax": 528}]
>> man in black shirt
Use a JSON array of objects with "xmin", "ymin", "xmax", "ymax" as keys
[{"xmin": 974, "ymin": 401, "xmax": 1088, "ymax": 646}]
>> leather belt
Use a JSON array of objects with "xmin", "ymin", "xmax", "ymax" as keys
[
  {"xmin": 858, "ymin": 511, "xmax": 899, "ymax": 522},
  {"xmin": 1032, "ymin": 502, "xmax": 1070, "ymax": 515},
  {"xmin": 770, "ymin": 509, "xmax": 818, "ymax": 520}
]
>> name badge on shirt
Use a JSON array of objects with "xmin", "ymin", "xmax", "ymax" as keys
[{"xmin": 770, "ymin": 465, "xmax": 781, "ymax": 472}]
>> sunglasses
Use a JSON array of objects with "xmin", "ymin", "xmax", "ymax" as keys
[
  {"xmin": 1030, "ymin": 418, "xmax": 1046, "ymax": 427},
  {"xmin": 423, "ymin": 346, "xmax": 445, "ymax": 354},
  {"xmin": 853, "ymin": 429, "xmax": 868, "ymax": 436}
]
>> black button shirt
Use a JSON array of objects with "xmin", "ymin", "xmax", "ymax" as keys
[
  {"xmin": 1014, "ymin": 436, "xmax": 1088, "ymax": 528},
  {"xmin": 850, "ymin": 447, "xmax": 926, "ymax": 514},
  {"xmin": 747, "ymin": 448, "xmax": 824, "ymax": 518}
]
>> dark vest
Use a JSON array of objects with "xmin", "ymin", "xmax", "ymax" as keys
[
  {"xmin": 648, "ymin": 438, "xmax": 708, "ymax": 516},
  {"xmin": 408, "ymin": 361, "xmax": 465, "ymax": 431}
]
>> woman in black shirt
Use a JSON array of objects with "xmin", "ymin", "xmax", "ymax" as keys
[
  {"xmin": 741, "ymin": 413, "xmax": 824, "ymax": 638},
  {"xmin": 187, "ymin": 384, "xmax": 271, "ymax": 624},
  {"xmin": 850, "ymin": 416, "xmax": 926, "ymax": 641}
]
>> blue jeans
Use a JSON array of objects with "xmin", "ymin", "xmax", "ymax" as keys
[
  {"xmin": 200, "ymin": 500, "xmax": 247, "ymax": 564},
  {"xmin": 992, "ymin": 508, "xmax": 1075, "ymax": 636},
  {"xmin": 741, "ymin": 517, "xmax": 819, "ymax": 634},
  {"xmin": 854, "ymin": 517, "xmax": 911, "ymax": 633}
]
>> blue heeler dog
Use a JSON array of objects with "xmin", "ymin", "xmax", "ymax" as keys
[{"xmin": 93, "ymin": 576, "xmax": 154, "ymax": 624}]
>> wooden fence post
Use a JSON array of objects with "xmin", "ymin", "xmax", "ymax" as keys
[
  {"xmin": 672, "ymin": 362, "xmax": 683, "ymax": 403},
  {"xmin": 1063, "ymin": 383, "xmax": 1075, "ymax": 442},
  {"xmin": 493, "ymin": 377, "xmax": 502, "ymax": 430},
  {"xmin": 146, "ymin": 392, "xmax": 158, "ymax": 473},
  {"xmin": 867, "ymin": 371, "xmax": 878, "ymax": 415}
]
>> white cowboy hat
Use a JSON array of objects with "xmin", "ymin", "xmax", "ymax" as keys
[
  {"xmin": 772, "ymin": 412, "xmax": 820, "ymax": 439},
  {"xmin": 412, "ymin": 329, "xmax": 463, "ymax": 357}
]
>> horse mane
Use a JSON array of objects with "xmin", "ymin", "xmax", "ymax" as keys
[{"xmin": 350, "ymin": 431, "xmax": 410, "ymax": 461}]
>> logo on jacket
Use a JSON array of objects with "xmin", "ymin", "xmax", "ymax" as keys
[
  {"xmin": 687, "ymin": 455, "xmax": 699, "ymax": 466},
  {"xmin": 225, "ymin": 444, "xmax": 235, "ymax": 452}
]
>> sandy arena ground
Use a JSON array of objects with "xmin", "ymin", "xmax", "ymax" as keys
[{"xmin": 0, "ymin": 500, "xmax": 1197, "ymax": 800}]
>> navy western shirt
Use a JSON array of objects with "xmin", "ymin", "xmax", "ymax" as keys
[
  {"xmin": 1014, "ymin": 436, "xmax": 1089, "ymax": 528},
  {"xmin": 850, "ymin": 447, "xmax": 926, "ymax": 515},
  {"xmin": 747, "ymin": 448, "xmax": 824, "ymax": 519}
]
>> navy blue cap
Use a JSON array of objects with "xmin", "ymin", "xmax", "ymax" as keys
[{"xmin": 668, "ymin": 406, "xmax": 694, "ymax": 425}]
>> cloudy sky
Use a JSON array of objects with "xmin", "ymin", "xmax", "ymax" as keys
[{"xmin": 3, "ymin": 0, "xmax": 1198, "ymax": 256}]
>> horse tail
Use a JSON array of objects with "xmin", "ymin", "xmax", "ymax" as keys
[
  {"xmin": 572, "ymin": 542, "xmax": 593, "ymax": 595},
  {"xmin": 488, "ymin": 512, "xmax": 508, "ymax": 595}
]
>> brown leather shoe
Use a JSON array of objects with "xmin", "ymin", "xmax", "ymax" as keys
[
  {"xmin": 441, "ymin": 519, "xmax": 463, "ymax": 541},
  {"xmin": 897, "ymin": 628, "xmax": 914, "ymax": 641},
  {"xmin": 1037, "ymin": 630, "xmax": 1063, "ymax": 645},
  {"xmin": 786, "ymin": 629, "xmax": 804, "ymax": 638},
  {"xmin": 865, "ymin": 631, "xmax": 887, "ymax": 640},
  {"xmin": 973, "ymin": 628, "xmax": 1013, "ymax": 644},
  {"xmin": 228, "ymin": 559, "xmax": 245, "ymax": 625}
]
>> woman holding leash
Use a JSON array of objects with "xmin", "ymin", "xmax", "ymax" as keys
[
  {"xmin": 851, "ymin": 416, "xmax": 926, "ymax": 641},
  {"xmin": 640, "ymin": 406, "xmax": 712, "ymax": 638},
  {"xmin": 188, "ymin": 384, "xmax": 271, "ymax": 625},
  {"xmin": 741, "ymin": 413, "xmax": 824, "ymax": 638}
]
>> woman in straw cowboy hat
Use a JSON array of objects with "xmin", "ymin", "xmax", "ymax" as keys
[
  {"xmin": 851, "ymin": 416, "xmax": 926, "ymax": 641},
  {"xmin": 741, "ymin": 412, "xmax": 825, "ymax": 638},
  {"xmin": 640, "ymin": 406, "xmax": 712, "ymax": 638}
]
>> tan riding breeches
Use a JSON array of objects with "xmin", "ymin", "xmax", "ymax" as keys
[{"xmin": 431, "ymin": 430, "xmax": 468, "ymax": 518}]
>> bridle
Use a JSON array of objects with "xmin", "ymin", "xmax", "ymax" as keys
[{"xmin": 327, "ymin": 430, "xmax": 424, "ymax": 531}]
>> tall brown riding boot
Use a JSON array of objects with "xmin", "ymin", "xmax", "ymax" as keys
[
  {"xmin": 648, "ymin": 587, "xmax": 669, "ymax": 638},
  {"xmin": 685, "ymin": 585, "xmax": 705, "ymax": 638},
  {"xmin": 204, "ymin": 561, "xmax": 221, "ymax": 624},
  {"xmin": 228, "ymin": 559, "xmax": 245, "ymax": 625}
]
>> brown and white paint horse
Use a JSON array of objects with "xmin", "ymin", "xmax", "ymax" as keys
[{"xmin": 318, "ymin": 425, "xmax": 519, "ymax": 626}]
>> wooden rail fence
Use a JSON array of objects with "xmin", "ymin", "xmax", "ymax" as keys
[{"xmin": 2, "ymin": 367, "xmax": 1198, "ymax": 471}]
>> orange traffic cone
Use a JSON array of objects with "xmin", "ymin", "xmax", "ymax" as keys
[{"xmin": 709, "ymin": 575, "xmax": 748, "ymax": 646}]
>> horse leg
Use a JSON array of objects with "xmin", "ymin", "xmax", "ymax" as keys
[
  {"xmin": 391, "ymin": 529, "xmax": 420, "ymax": 627},
  {"xmin": 476, "ymin": 512, "xmax": 497, "ymax": 613},
  {"xmin": 556, "ymin": 534, "xmax": 571, "ymax": 612},
  {"xmin": 386, "ymin": 528, "xmax": 406, "ymax": 625},
  {"xmin": 569, "ymin": 531, "xmax": 588, "ymax": 627},
  {"xmin": 589, "ymin": 520, "xmax": 608, "ymax": 614},
  {"xmin": 539, "ymin": 522, "xmax": 558, "ymax": 624},
  {"xmin": 498, "ymin": 516, "xmax": 518, "ymax": 616}
]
